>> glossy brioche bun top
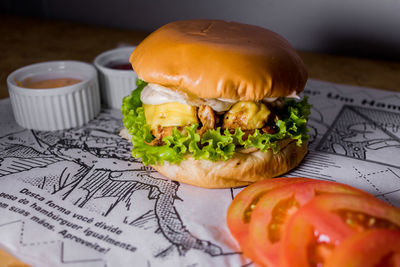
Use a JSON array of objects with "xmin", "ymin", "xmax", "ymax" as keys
[{"xmin": 130, "ymin": 19, "xmax": 307, "ymax": 101}]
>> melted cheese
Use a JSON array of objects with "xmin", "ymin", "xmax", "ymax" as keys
[
  {"xmin": 223, "ymin": 101, "xmax": 271, "ymax": 130},
  {"xmin": 143, "ymin": 102, "xmax": 198, "ymax": 130},
  {"xmin": 141, "ymin": 85, "xmax": 299, "ymax": 131}
]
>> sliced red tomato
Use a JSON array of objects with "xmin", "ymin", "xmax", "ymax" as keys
[
  {"xmin": 281, "ymin": 193, "xmax": 400, "ymax": 267},
  {"xmin": 246, "ymin": 180, "xmax": 371, "ymax": 267},
  {"xmin": 325, "ymin": 229, "xmax": 400, "ymax": 267},
  {"xmin": 227, "ymin": 177, "xmax": 309, "ymax": 247}
]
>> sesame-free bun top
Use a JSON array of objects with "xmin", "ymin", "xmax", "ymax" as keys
[{"xmin": 130, "ymin": 20, "xmax": 308, "ymax": 101}]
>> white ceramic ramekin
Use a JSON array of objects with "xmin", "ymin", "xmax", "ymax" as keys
[
  {"xmin": 94, "ymin": 46, "xmax": 138, "ymax": 109},
  {"xmin": 7, "ymin": 61, "xmax": 101, "ymax": 131}
]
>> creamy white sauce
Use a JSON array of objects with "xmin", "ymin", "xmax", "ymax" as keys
[
  {"xmin": 262, "ymin": 91, "xmax": 299, "ymax": 102},
  {"xmin": 262, "ymin": 97, "xmax": 278, "ymax": 102},
  {"xmin": 140, "ymin": 83, "xmax": 189, "ymax": 105},
  {"xmin": 140, "ymin": 83, "xmax": 300, "ymax": 112},
  {"xmin": 286, "ymin": 90, "xmax": 301, "ymax": 99},
  {"xmin": 205, "ymin": 98, "xmax": 237, "ymax": 112},
  {"xmin": 141, "ymin": 84, "xmax": 237, "ymax": 112}
]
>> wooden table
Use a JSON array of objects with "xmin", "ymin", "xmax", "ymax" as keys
[{"xmin": 1, "ymin": 14, "xmax": 400, "ymax": 100}]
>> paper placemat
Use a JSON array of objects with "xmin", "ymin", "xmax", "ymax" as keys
[{"xmin": 0, "ymin": 79, "xmax": 399, "ymax": 266}]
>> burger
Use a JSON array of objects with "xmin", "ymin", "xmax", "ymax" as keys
[{"xmin": 121, "ymin": 20, "xmax": 310, "ymax": 188}]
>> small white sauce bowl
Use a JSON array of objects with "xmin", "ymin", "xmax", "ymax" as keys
[
  {"xmin": 94, "ymin": 46, "xmax": 138, "ymax": 109},
  {"xmin": 7, "ymin": 60, "xmax": 101, "ymax": 131}
]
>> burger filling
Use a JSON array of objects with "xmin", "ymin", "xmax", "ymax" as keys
[{"xmin": 122, "ymin": 79, "xmax": 311, "ymax": 165}]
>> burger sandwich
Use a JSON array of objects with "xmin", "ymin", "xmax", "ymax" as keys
[{"xmin": 121, "ymin": 20, "xmax": 310, "ymax": 188}]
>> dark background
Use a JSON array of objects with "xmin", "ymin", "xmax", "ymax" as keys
[{"xmin": 1, "ymin": 0, "xmax": 400, "ymax": 61}]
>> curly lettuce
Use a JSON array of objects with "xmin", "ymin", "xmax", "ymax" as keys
[{"xmin": 122, "ymin": 79, "xmax": 311, "ymax": 165}]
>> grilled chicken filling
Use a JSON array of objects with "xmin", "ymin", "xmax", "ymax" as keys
[
  {"xmin": 197, "ymin": 105, "xmax": 217, "ymax": 136},
  {"xmin": 143, "ymin": 100, "xmax": 280, "ymax": 146}
]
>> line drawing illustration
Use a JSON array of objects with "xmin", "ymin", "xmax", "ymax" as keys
[
  {"xmin": 352, "ymin": 166, "xmax": 400, "ymax": 206},
  {"xmin": 286, "ymin": 150, "xmax": 340, "ymax": 181},
  {"xmin": 0, "ymin": 110, "xmax": 237, "ymax": 262},
  {"xmin": 1, "ymin": 81, "xmax": 400, "ymax": 266},
  {"xmin": 0, "ymin": 220, "xmax": 106, "ymax": 266},
  {"xmin": 316, "ymin": 105, "xmax": 400, "ymax": 168}
]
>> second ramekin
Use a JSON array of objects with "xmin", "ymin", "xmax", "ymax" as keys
[{"xmin": 94, "ymin": 46, "xmax": 138, "ymax": 109}]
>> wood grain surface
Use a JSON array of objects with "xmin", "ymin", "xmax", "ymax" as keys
[{"xmin": 1, "ymin": 14, "xmax": 399, "ymax": 100}]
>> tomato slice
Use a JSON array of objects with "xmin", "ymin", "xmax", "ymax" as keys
[
  {"xmin": 247, "ymin": 180, "xmax": 370, "ymax": 267},
  {"xmin": 227, "ymin": 178, "xmax": 311, "ymax": 257},
  {"xmin": 281, "ymin": 193, "xmax": 400, "ymax": 267},
  {"xmin": 324, "ymin": 229, "xmax": 400, "ymax": 267}
]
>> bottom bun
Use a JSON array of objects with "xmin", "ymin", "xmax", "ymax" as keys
[
  {"xmin": 120, "ymin": 128, "xmax": 307, "ymax": 188},
  {"xmin": 152, "ymin": 139, "xmax": 308, "ymax": 188}
]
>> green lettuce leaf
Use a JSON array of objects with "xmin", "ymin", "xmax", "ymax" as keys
[{"xmin": 122, "ymin": 80, "xmax": 311, "ymax": 165}]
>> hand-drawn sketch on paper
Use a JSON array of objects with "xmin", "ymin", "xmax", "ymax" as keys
[
  {"xmin": 317, "ymin": 105, "xmax": 400, "ymax": 168},
  {"xmin": 0, "ymin": 110, "xmax": 234, "ymax": 260},
  {"xmin": 1, "ymin": 79, "xmax": 400, "ymax": 267},
  {"xmin": 352, "ymin": 166, "xmax": 400, "ymax": 206}
]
